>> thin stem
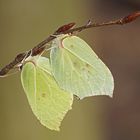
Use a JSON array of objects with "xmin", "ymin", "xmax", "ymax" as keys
[{"xmin": 0, "ymin": 11, "xmax": 140, "ymax": 77}]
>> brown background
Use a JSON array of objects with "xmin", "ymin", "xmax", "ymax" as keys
[{"xmin": 0, "ymin": 0, "xmax": 140, "ymax": 140}]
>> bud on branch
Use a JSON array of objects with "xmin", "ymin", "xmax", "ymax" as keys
[{"xmin": 0, "ymin": 11, "xmax": 140, "ymax": 77}]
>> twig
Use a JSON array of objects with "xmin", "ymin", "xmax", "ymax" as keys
[{"xmin": 0, "ymin": 11, "xmax": 140, "ymax": 77}]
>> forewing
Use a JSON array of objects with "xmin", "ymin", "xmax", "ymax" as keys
[
  {"xmin": 50, "ymin": 35, "xmax": 114, "ymax": 99},
  {"xmin": 21, "ymin": 56, "xmax": 73, "ymax": 131}
]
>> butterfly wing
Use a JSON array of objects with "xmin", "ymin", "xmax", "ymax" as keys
[
  {"xmin": 21, "ymin": 56, "xmax": 73, "ymax": 131},
  {"xmin": 50, "ymin": 35, "xmax": 114, "ymax": 99}
]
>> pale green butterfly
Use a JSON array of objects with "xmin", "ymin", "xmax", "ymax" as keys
[
  {"xmin": 21, "ymin": 56, "xmax": 73, "ymax": 131},
  {"xmin": 50, "ymin": 35, "xmax": 114, "ymax": 99}
]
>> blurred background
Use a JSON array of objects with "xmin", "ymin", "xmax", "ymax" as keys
[{"xmin": 0, "ymin": 0, "xmax": 140, "ymax": 140}]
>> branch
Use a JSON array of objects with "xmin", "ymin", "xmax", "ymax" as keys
[{"xmin": 0, "ymin": 11, "xmax": 140, "ymax": 77}]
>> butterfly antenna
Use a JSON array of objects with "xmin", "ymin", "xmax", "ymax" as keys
[{"xmin": 45, "ymin": 46, "xmax": 57, "ymax": 52}]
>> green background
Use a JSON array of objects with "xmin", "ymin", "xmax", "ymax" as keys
[{"xmin": 0, "ymin": 0, "xmax": 140, "ymax": 140}]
